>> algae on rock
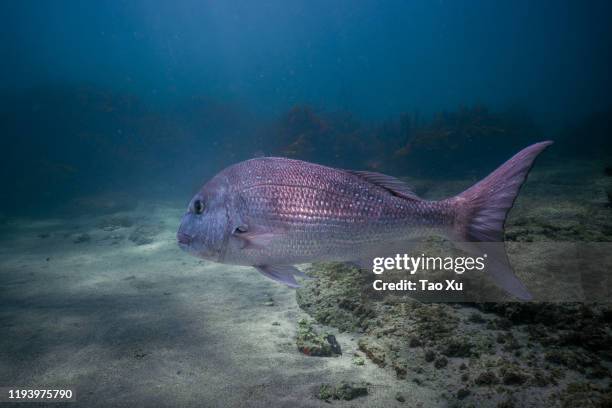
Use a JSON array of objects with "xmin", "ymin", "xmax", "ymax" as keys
[
  {"xmin": 295, "ymin": 318, "xmax": 341, "ymax": 357},
  {"xmin": 316, "ymin": 382, "xmax": 368, "ymax": 401}
]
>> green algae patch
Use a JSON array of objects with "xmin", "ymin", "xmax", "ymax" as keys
[{"xmin": 351, "ymin": 355, "xmax": 365, "ymax": 366}]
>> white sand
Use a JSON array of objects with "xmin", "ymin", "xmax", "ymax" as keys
[{"xmin": 0, "ymin": 203, "xmax": 439, "ymax": 407}]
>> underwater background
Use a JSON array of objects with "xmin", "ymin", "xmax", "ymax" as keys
[{"xmin": 1, "ymin": 1, "xmax": 611, "ymax": 407}]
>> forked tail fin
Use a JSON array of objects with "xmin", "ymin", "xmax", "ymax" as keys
[{"xmin": 449, "ymin": 141, "xmax": 553, "ymax": 300}]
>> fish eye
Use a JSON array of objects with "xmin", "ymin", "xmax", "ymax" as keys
[{"xmin": 193, "ymin": 199, "xmax": 205, "ymax": 214}]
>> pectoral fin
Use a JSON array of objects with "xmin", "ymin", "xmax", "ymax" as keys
[
  {"xmin": 232, "ymin": 224, "xmax": 284, "ymax": 249},
  {"xmin": 254, "ymin": 265, "xmax": 306, "ymax": 288}
]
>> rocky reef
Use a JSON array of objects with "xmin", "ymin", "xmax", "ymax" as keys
[
  {"xmin": 296, "ymin": 166, "xmax": 612, "ymax": 407},
  {"xmin": 298, "ymin": 262, "xmax": 612, "ymax": 407},
  {"xmin": 316, "ymin": 382, "xmax": 369, "ymax": 401},
  {"xmin": 295, "ymin": 318, "xmax": 342, "ymax": 357}
]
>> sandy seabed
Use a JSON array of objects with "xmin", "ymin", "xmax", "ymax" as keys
[
  {"xmin": 0, "ymin": 203, "xmax": 436, "ymax": 408},
  {"xmin": 2, "ymin": 159, "xmax": 611, "ymax": 407}
]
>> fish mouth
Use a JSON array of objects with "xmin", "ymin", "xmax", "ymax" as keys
[{"xmin": 177, "ymin": 232, "xmax": 192, "ymax": 246}]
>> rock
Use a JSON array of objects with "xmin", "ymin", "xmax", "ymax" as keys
[
  {"xmin": 468, "ymin": 312, "xmax": 485, "ymax": 324},
  {"xmin": 497, "ymin": 399, "xmax": 515, "ymax": 408},
  {"xmin": 296, "ymin": 263, "xmax": 367, "ymax": 331},
  {"xmin": 358, "ymin": 337, "xmax": 386, "ymax": 367},
  {"xmin": 587, "ymin": 365, "xmax": 609, "ymax": 380},
  {"xmin": 395, "ymin": 392, "xmax": 405, "ymax": 402},
  {"xmin": 545, "ymin": 349, "xmax": 569, "ymax": 365},
  {"xmin": 351, "ymin": 356, "xmax": 365, "ymax": 366},
  {"xmin": 530, "ymin": 370, "xmax": 552, "ymax": 387},
  {"xmin": 559, "ymin": 382, "xmax": 612, "ymax": 408},
  {"xmin": 409, "ymin": 337, "xmax": 422, "ymax": 347},
  {"xmin": 296, "ymin": 319, "xmax": 341, "ymax": 357},
  {"xmin": 500, "ymin": 367, "xmax": 527, "ymax": 385},
  {"xmin": 317, "ymin": 383, "xmax": 368, "ymax": 401},
  {"xmin": 434, "ymin": 357, "xmax": 448, "ymax": 369},
  {"xmin": 487, "ymin": 317, "xmax": 512, "ymax": 330},
  {"xmin": 392, "ymin": 360, "xmax": 407, "ymax": 379},
  {"xmin": 475, "ymin": 371, "xmax": 499, "ymax": 386},
  {"xmin": 442, "ymin": 338, "xmax": 475, "ymax": 357},
  {"xmin": 293, "ymin": 237, "xmax": 612, "ymax": 407},
  {"xmin": 326, "ymin": 334, "xmax": 342, "ymax": 355},
  {"xmin": 457, "ymin": 388, "xmax": 471, "ymax": 400}
]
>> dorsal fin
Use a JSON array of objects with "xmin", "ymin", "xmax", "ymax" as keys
[{"xmin": 347, "ymin": 170, "xmax": 420, "ymax": 200}]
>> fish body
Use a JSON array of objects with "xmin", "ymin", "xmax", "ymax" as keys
[{"xmin": 178, "ymin": 141, "xmax": 553, "ymax": 300}]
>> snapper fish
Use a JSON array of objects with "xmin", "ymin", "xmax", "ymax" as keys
[{"xmin": 177, "ymin": 141, "xmax": 553, "ymax": 300}]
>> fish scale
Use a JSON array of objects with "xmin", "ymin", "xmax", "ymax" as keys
[
  {"xmin": 178, "ymin": 141, "xmax": 552, "ymax": 300},
  {"xmin": 221, "ymin": 157, "xmax": 453, "ymax": 264}
]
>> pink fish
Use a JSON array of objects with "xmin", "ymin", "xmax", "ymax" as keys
[{"xmin": 178, "ymin": 142, "xmax": 553, "ymax": 300}]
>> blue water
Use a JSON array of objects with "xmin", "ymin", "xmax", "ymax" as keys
[
  {"xmin": 1, "ymin": 0, "xmax": 611, "ymax": 215},
  {"xmin": 1, "ymin": 4, "xmax": 612, "ymax": 407}
]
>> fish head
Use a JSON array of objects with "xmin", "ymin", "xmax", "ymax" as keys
[{"xmin": 177, "ymin": 176, "xmax": 231, "ymax": 262}]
